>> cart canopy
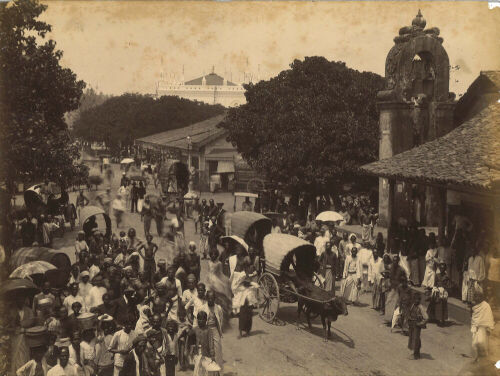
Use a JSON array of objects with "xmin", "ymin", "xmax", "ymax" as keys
[
  {"xmin": 80, "ymin": 205, "xmax": 112, "ymax": 238},
  {"xmin": 230, "ymin": 211, "xmax": 271, "ymax": 237},
  {"xmin": 230, "ymin": 211, "xmax": 271, "ymax": 244},
  {"xmin": 263, "ymin": 234, "xmax": 317, "ymax": 278},
  {"xmin": 220, "ymin": 235, "xmax": 249, "ymax": 252}
]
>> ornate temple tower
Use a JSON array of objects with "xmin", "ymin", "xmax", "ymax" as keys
[{"xmin": 377, "ymin": 11, "xmax": 456, "ymax": 227}]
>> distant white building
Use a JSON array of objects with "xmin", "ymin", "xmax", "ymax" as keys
[{"xmin": 155, "ymin": 70, "xmax": 246, "ymax": 107}]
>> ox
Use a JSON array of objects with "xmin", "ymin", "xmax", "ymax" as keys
[{"xmin": 296, "ymin": 296, "xmax": 348, "ymax": 342}]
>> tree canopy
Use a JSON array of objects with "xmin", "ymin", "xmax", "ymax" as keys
[
  {"xmin": 220, "ymin": 56, "xmax": 384, "ymax": 195},
  {"xmin": 0, "ymin": 0, "xmax": 86, "ymax": 191},
  {"xmin": 65, "ymin": 87, "xmax": 111, "ymax": 129},
  {"xmin": 72, "ymin": 94, "xmax": 226, "ymax": 151}
]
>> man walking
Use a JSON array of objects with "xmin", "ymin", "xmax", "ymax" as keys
[
  {"xmin": 76, "ymin": 191, "xmax": 89, "ymax": 226},
  {"xmin": 130, "ymin": 182, "xmax": 138, "ymax": 213}
]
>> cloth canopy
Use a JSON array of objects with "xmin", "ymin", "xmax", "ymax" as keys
[{"xmin": 217, "ymin": 161, "xmax": 235, "ymax": 174}]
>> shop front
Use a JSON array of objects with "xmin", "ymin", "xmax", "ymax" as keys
[{"xmin": 360, "ymin": 103, "xmax": 500, "ymax": 302}]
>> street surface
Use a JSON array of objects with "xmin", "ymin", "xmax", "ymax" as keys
[{"xmin": 47, "ymin": 164, "xmax": 476, "ymax": 376}]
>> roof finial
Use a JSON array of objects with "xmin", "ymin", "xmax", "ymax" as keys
[
  {"xmin": 212, "ymin": 65, "xmax": 215, "ymax": 74},
  {"xmin": 412, "ymin": 9, "xmax": 426, "ymax": 30}
]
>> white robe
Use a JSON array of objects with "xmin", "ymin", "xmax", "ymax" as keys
[
  {"xmin": 78, "ymin": 282, "xmax": 93, "ymax": 308},
  {"xmin": 471, "ymin": 300, "xmax": 495, "ymax": 357},
  {"xmin": 421, "ymin": 248, "xmax": 438, "ymax": 288},
  {"xmin": 87, "ymin": 286, "xmax": 106, "ymax": 309}
]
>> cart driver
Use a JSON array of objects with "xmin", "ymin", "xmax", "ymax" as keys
[{"xmin": 282, "ymin": 254, "xmax": 312, "ymax": 296}]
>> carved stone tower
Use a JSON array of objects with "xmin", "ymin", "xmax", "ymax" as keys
[{"xmin": 377, "ymin": 11, "xmax": 456, "ymax": 228}]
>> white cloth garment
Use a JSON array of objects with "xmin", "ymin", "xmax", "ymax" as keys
[
  {"xmin": 87, "ymin": 286, "xmax": 106, "ymax": 309},
  {"xmin": 108, "ymin": 329, "xmax": 135, "ymax": 367},
  {"xmin": 78, "ymin": 282, "xmax": 93, "ymax": 308},
  {"xmin": 47, "ymin": 362, "xmax": 78, "ymax": 376}
]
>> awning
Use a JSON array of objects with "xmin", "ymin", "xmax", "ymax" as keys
[{"xmin": 217, "ymin": 161, "xmax": 235, "ymax": 173}]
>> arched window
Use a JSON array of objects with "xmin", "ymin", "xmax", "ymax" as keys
[{"xmin": 410, "ymin": 52, "xmax": 436, "ymax": 100}]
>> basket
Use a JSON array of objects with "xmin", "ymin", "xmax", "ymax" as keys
[{"xmin": 78, "ymin": 313, "xmax": 97, "ymax": 331}]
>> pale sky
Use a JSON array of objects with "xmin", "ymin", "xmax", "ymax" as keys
[{"xmin": 41, "ymin": 1, "xmax": 500, "ymax": 96}]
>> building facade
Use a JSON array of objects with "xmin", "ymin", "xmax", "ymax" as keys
[
  {"xmin": 135, "ymin": 115, "xmax": 242, "ymax": 192},
  {"xmin": 155, "ymin": 72, "xmax": 246, "ymax": 107}
]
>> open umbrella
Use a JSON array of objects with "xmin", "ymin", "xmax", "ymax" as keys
[
  {"xmin": 0, "ymin": 278, "xmax": 39, "ymax": 296},
  {"xmin": 120, "ymin": 158, "xmax": 134, "ymax": 164},
  {"xmin": 220, "ymin": 235, "xmax": 249, "ymax": 252},
  {"xmin": 316, "ymin": 211, "xmax": 344, "ymax": 222},
  {"xmin": 9, "ymin": 260, "xmax": 57, "ymax": 280}
]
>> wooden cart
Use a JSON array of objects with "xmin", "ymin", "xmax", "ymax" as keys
[{"xmin": 258, "ymin": 233, "xmax": 327, "ymax": 323}]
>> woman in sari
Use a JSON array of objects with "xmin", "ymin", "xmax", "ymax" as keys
[{"xmin": 205, "ymin": 248, "xmax": 232, "ymax": 320}]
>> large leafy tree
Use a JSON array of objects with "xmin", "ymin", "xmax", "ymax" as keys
[
  {"xmin": 0, "ymin": 0, "xmax": 86, "ymax": 192},
  {"xmin": 220, "ymin": 56, "xmax": 384, "ymax": 199},
  {"xmin": 65, "ymin": 87, "xmax": 111, "ymax": 129},
  {"xmin": 72, "ymin": 94, "xmax": 226, "ymax": 152}
]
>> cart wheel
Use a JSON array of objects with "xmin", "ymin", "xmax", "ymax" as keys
[
  {"xmin": 258, "ymin": 272, "xmax": 279, "ymax": 323},
  {"xmin": 313, "ymin": 272, "xmax": 324, "ymax": 289}
]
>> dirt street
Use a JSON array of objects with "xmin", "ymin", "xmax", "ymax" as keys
[{"xmin": 50, "ymin": 164, "xmax": 474, "ymax": 376}]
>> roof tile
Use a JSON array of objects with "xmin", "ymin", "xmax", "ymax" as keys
[{"xmin": 360, "ymin": 102, "xmax": 500, "ymax": 191}]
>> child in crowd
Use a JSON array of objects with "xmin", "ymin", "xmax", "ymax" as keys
[
  {"xmin": 193, "ymin": 311, "xmax": 221, "ymax": 375},
  {"xmin": 407, "ymin": 292, "xmax": 428, "ymax": 360}
]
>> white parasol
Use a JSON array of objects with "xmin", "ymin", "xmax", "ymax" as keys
[
  {"xmin": 120, "ymin": 158, "xmax": 134, "ymax": 164},
  {"xmin": 316, "ymin": 211, "xmax": 344, "ymax": 222},
  {"xmin": 10, "ymin": 261, "xmax": 56, "ymax": 280}
]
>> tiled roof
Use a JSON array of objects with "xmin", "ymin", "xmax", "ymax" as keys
[
  {"xmin": 482, "ymin": 71, "xmax": 500, "ymax": 89},
  {"xmin": 453, "ymin": 70, "xmax": 500, "ymax": 126},
  {"xmin": 360, "ymin": 102, "xmax": 500, "ymax": 192},
  {"xmin": 135, "ymin": 114, "xmax": 227, "ymax": 150},
  {"xmin": 185, "ymin": 73, "xmax": 237, "ymax": 86}
]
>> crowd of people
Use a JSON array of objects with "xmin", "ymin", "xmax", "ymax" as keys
[
  {"xmin": 263, "ymin": 208, "xmax": 495, "ymax": 362},
  {"xmin": 5, "ymin": 168, "xmax": 496, "ymax": 376},
  {"xmin": 9, "ymin": 220, "xmax": 237, "ymax": 376}
]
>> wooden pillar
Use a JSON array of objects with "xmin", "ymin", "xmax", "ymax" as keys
[
  {"xmin": 387, "ymin": 179, "xmax": 395, "ymax": 252},
  {"xmin": 437, "ymin": 187, "xmax": 447, "ymax": 241}
]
